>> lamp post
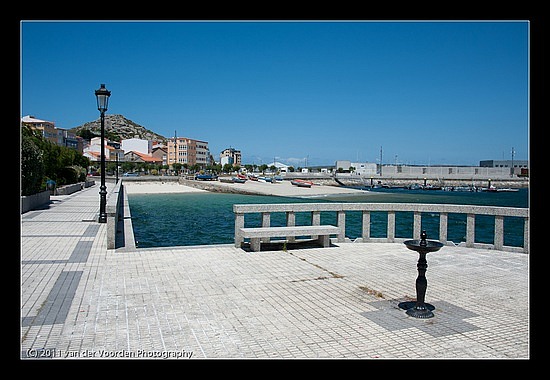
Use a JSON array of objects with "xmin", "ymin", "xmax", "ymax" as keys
[{"xmin": 95, "ymin": 84, "xmax": 111, "ymax": 223}]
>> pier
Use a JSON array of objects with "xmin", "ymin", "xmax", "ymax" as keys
[{"xmin": 20, "ymin": 181, "xmax": 530, "ymax": 359}]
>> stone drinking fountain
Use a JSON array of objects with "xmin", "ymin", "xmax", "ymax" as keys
[{"xmin": 398, "ymin": 230, "xmax": 444, "ymax": 319}]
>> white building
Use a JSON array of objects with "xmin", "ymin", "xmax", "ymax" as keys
[
  {"xmin": 83, "ymin": 136, "xmax": 120, "ymax": 162},
  {"xmin": 267, "ymin": 161, "xmax": 290, "ymax": 173},
  {"xmin": 335, "ymin": 160, "xmax": 377, "ymax": 175},
  {"xmin": 121, "ymin": 137, "xmax": 151, "ymax": 155},
  {"xmin": 351, "ymin": 162, "xmax": 378, "ymax": 176},
  {"xmin": 221, "ymin": 155, "xmax": 234, "ymax": 167}
]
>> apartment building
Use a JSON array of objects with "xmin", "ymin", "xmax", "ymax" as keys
[
  {"xmin": 168, "ymin": 137, "xmax": 210, "ymax": 167},
  {"xmin": 220, "ymin": 147, "xmax": 242, "ymax": 167},
  {"xmin": 21, "ymin": 115, "xmax": 83, "ymax": 152}
]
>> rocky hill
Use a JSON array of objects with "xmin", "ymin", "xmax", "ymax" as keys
[{"xmin": 70, "ymin": 114, "xmax": 167, "ymax": 143}]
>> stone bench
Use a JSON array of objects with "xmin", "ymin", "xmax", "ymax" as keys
[{"xmin": 239, "ymin": 225, "xmax": 340, "ymax": 252}]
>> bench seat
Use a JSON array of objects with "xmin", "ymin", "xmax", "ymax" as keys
[{"xmin": 239, "ymin": 225, "xmax": 339, "ymax": 252}]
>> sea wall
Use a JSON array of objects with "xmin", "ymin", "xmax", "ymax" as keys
[{"xmin": 334, "ymin": 177, "xmax": 528, "ymax": 189}]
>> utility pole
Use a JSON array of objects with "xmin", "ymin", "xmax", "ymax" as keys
[
  {"xmin": 173, "ymin": 130, "xmax": 177, "ymax": 175},
  {"xmin": 511, "ymin": 147, "xmax": 515, "ymax": 177},
  {"xmin": 379, "ymin": 146, "xmax": 383, "ymax": 176}
]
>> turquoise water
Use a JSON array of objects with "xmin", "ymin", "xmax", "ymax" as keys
[{"xmin": 128, "ymin": 187, "xmax": 529, "ymax": 248}]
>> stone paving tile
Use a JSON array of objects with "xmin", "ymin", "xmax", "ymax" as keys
[{"xmin": 20, "ymin": 183, "xmax": 530, "ymax": 360}]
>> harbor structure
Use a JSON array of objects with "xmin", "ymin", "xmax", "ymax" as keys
[
  {"xmin": 331, "ymin": 159, "xmax": 529, "ymax": 180},
  {"xmin": 379, "ymin": 164, "xmax": 526, "ymax": 179},
  {"xmin": 480, "ymin": 160, "xmax": 529, "ymax": 176}
]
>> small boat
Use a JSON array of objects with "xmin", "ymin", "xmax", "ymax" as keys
[
  {"xmin": 232, "ymin": 177, "xmax": 247, "ymax": 183},
  {"xmin": 195, "ymin": 173, "xmax": 218, "ymax": 181},
  {"xmin": 482, "ymin": 186, "xmax": 519, "ymax": 193},
  {"xmin": 442, "ymin": 186, "xmax": 478, "ymax": 192},
  {"xmin": 421, "ymin": 184, "xmax": 442, "ymax": 190},
  {"xmin": 291, "ymin": 179, "xmax": 313, "ymax": 188},
  {"xmin": 247, "ymin": 174, "xmax": 259, "ymax": 181},
  {"xmin": 237, "ymin": 173, "xmax": 248, "ymax": 180}
]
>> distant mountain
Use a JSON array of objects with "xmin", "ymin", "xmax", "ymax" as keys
[{"xmin": 70, "ymin": 114, "xmax": 167, "ymax": 143}]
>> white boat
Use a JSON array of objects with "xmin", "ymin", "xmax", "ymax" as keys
[{"xmin": 482, "ymin": 186, "xmax": 519, "ymax": 193}]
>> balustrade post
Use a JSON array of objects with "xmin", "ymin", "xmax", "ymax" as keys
[
  {"xmin": 235, "ymin": 213, "xmax": 244, "ymax": 248},
  {"xmin": 413, "ymin": 211, "xmax": 422, "ymax": 239},
  {"xmin": 494, "ymin": 215, "xmax": 504, "ymax": 250},
  {"xmin": 387, "ymin": 211, "xmax": 395, "ymax": 242},
  {"xmin": 439, "ymin": 212, "xmax": 448, "ymax": 244},
  {"xmin": 466, "ymin": 213, "xmax": 475, "ymax": 248},
  {"xmin": 337, "ymin": 210, "xmax": 346, "ymax": 242},
  {"xmin": 261, "ymin": 212, "xmax": 271, "ymax": 243},
  {"xmin": 362, "ymin": 211, "xmax": 371, "ymax": 242},
  {"xmin": 286, "ymin": 211, "xmax": 296, "ymax": 243},
  {"xmin": 311, "ymin": 211, "xmax": 321, "ymax": 226}
]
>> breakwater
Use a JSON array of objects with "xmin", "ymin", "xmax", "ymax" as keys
[{"xmin": 334, "ymin": 177, "xmax": 528, "ymax": 189}]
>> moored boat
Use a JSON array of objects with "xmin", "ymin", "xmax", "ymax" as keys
[
  {"xmin": 482, "ymin": 186, "xmax": 519, "ymax": 192},
  {"xmin": 195, "ymin": 173, "xmax": 218, "ymax": 181},
  {"xmin": 291, "ymin": 179, "xmax": 313, "ymax": 188}
]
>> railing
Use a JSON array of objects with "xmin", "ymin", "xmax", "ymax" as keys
[{"xmin": 234, "ymin": 203, "xmax": 529, "ymax": 253}]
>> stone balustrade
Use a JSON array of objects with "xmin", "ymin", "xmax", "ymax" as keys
[{"xmin": 234, "ymin": 202, "xmax": 529, "ymax": 253}]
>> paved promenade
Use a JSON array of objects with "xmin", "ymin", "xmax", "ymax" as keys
[{"xmin": 20, "ymin": 183, "xmax": 530, "ymax": 359}]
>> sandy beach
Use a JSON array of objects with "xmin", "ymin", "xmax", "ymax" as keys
[
  {"xmin": 123, "ymin": 178, "xmax": 367, "ymax": 198},
  {"xmin": 206, "ymin": 178, "xmax": 366, "ymax": 198},
  {"xmin": 123, "ymin": 181, "xmax": 207, "ymax": 194}
]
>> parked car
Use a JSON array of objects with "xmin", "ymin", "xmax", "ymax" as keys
[{"xmin": 123, "ymin": 172, "xmax": 139, "ymax": 177}]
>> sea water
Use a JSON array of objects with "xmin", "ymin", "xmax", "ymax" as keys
[{"xmin": 128, "ymin": 187, "xmax": 528, "ymax": 249}]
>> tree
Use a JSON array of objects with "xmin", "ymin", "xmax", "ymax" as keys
[
  {"xmin": 222, "ymin": 163, "xmax": 234, "ymax": 173},
  {"xmin": 77, "ymin": 128, "xmax": 97, "ymax": 141},
  {"xmin": 21, "ymin": 125, "xmax": 90, "ymax": 193},
  {"xmin": 21, "ymin": 127, "xmax": 44, "ymax": 195},
  {"xmin": 173, "ymin": 162, "xmax": 182, "ymax": 175}
]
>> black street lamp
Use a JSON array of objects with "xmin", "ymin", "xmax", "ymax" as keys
[{"xmin": 95, "ymin": 84, "xmax": 111, "ymax": 223}]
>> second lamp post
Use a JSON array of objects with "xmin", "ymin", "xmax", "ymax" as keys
[{"xmin": 95, "ymin": 83, "xmax": 111, "ymax": 223}]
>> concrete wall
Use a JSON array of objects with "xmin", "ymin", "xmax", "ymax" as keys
[
  {"xmin": 21, "ymin": 190, "xmax": 50, "ymax": 214},
  {"xmin": 106, "ymin": 180, "xmax": 124, "ymax": 249},
  {"xmin": 380, "ymin": 165, "xmax": 513, "ymax": 179}
]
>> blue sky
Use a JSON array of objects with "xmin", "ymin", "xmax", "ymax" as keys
[{"xmin": 21, "ymin": 20, "xmax": 529, "ymax": 167}]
